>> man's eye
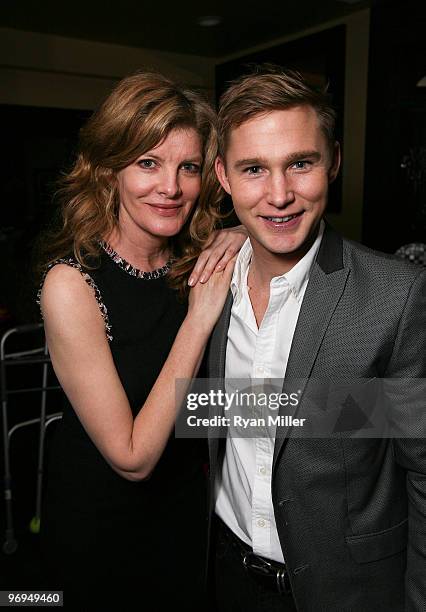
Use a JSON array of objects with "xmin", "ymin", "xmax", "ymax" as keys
[
  {"xmin": 181, "ymin": 163, "xmax": 201, "ymax": 174},
  {"xmin": 292, "ymin": 160, "xmax": 310, "ymax": 170},
  {"xmin": 245, "ymin": 166, "xmax": 263, "ymax": 175},
  {"xmin": 137, "ymin": 159, "xmax": 156, "ymax": 169}
]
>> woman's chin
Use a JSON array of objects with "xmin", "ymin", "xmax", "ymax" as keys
[{"xmin": 148, "ymin": 218, "xmax": 188, "ymax": 239}]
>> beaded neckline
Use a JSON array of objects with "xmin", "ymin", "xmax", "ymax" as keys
[{"xmin": 100, "ymin": 241, "xmax": 172, "ymax": 280}]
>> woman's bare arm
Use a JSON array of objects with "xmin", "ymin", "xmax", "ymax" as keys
[{"xmin": 40, "ymin": 260, "xmax": 234, "ymax": 481}]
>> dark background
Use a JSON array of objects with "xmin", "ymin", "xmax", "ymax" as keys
[{"xmin": 0, "ymin": 0, "xmax": 425, "ymax": 595}]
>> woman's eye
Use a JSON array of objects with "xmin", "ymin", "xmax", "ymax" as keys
[
  {"xmin": 181, "ymin": 162, "xmax": 201, "ymax": 174},
  {"xmin": 137, "ymin": 159, "xmax": 156, "ymax": 169}
]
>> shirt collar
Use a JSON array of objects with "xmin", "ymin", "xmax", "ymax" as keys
[{"xmin": 230, "ymin": 219, "xmax": 325, "ymax": 305}]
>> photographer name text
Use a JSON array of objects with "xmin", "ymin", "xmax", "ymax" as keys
[{"xmin": 186, "ymin": 415, "xmax": 306, "ymax": 428}]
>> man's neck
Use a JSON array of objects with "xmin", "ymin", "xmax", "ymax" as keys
[
  {"xmin": 248, "ymin": 227, "xmax": 320, "ymax": 289},
  {"xmin": 248, "ymin": 248, "xmax": 300, "ymax": 290}
]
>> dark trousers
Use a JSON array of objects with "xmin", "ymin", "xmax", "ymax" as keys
[{"xmin": 213, "ymin": 517, "xmax": 298, "ymax": 612}]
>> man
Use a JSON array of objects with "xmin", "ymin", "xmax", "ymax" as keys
[{"xmin": 206, "ymin": 67, "xmax": 425, "ymax": 611}]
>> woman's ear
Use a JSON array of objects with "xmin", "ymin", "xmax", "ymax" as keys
[
  {"xmin": 215, "ymin": 156, "xmax": 232, "ymax": 195},
  {"xmin": 328, "ymin": 142, "xmax": 341, "ymax": 184}
]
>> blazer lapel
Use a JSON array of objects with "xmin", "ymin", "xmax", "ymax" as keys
[
  {"xmin": 207, "ymin": 290, "xmax": 233, "ymax": 380},
  {"xmin": 207, "ymin": 291, "xmax": 233, "ymax": 475},
  {"xmin": 273, "ymin": 224, "xmax": 350, "ymax": 469}
]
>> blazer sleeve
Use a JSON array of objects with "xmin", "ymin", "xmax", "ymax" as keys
[{"xmin": 384, "ymin": 268, "xmax": 426, "ymax": 611}]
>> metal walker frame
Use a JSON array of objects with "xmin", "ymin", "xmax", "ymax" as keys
[{"xmin": 1, "ymin": 323, "xmax": 62, "ymax": 554}]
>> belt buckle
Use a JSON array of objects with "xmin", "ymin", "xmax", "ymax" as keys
[
  {"xmin": 242, "ymin": 552, "xmax": 291, "ymax": 595},
  {"xmin": 276, "ymin": 565, "xmax": 292, "ymax": 595}
]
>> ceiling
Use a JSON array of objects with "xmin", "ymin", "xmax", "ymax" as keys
[{"xmin": 0, "ymin": 0, "xmax": 371, "ymax": 57}]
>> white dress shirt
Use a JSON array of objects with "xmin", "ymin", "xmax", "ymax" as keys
[{"xmin": 215, "ymin": 221, "xmax": 324, "ymax": 563}]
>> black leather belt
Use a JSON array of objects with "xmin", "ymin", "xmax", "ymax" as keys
[{"xmin": 215, "ymin": 515, "xmax": 292, "ymax": 596}]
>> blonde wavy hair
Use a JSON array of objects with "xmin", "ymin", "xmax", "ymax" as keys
[{"xmin": 39, "ymin": 71, "xmax": 223, "ymax": 294}]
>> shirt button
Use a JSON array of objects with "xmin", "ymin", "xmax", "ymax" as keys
[
  {"xmin": 255, "ymin": 366, "xmax": 264, "ymax": 375},
  {"xmin": 257, "ymin": 519, "xmax": 266, "ymax": 528},
  {"xmin": 259, "ymin": 466, "xmax": 266, "ymax": 475}
]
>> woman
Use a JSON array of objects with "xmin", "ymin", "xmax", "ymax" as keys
[{"xmin": 37, "ymin": 71, "xmax": 245, "ymax": 610}]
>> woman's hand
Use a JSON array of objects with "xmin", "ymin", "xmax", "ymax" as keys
[
  {"xmin": 187, "ymin": 255, "xmax": 236, "ymax": 334},
  {"xmin": 188, "ymin": 225, "xmax": 247, "ymax": 286}
]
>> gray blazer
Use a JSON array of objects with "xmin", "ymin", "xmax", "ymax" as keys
[{"xmin": 206, "ymin": 224, "xmax": 426, "ymax": 611}]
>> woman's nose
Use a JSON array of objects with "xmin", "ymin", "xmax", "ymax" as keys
[{"xmin": 156, "ymin": 170, "xmax": 181, "ymax": 198}]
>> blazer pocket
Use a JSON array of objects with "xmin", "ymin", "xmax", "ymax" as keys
[{"xmin": 345, "ymin": 518, "xmax": 407, "ymax": 563}]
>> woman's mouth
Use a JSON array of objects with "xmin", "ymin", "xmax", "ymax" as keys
[{"xmin": 147, "ymin": 203, "xmax": 183, "ymax": 217}]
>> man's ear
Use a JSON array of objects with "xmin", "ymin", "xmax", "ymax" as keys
[
  {"xmin": 328, "ymin": 142, "xmax": 341, "ymax": 184},
  {"xmin": 215, "ymin": 156, "xmax": 232, "ymax": 195}
]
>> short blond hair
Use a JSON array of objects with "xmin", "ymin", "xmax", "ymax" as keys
[{"xmin": 218, "ymin": 65, "xmax": 336, "ymax": 157}]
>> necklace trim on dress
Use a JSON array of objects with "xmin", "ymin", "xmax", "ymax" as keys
[{"xmin": 100, "ymin": 241, "xmax": 172, "ymax": 280}]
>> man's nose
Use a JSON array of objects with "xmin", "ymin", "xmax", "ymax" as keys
[{"xmin": 266, "ymin": 172, "xmax": 295, "ymax": 207}]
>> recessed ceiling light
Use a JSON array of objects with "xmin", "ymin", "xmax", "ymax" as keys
[{"xmin": 197, "ymin": 15, "xmax": 222, "ymax": 27}]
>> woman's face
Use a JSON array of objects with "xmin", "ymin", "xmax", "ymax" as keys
[{"xmin": 116, "ymin": 127, "xmax": 203, "ymax": 242}]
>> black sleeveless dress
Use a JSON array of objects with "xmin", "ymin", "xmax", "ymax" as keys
[{"xmin": 40, "ymin": 246, "xmax": 208, "ymax": 611}]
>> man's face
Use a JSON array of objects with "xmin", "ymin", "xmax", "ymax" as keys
[{"xmin": 215, "ymin": 106, "xmax": 340, "ymax": 268}]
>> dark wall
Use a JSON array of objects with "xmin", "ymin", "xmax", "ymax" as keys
[
  {"xmin": 0, "ymin": 106, "xmax": 91, "ymax": 327},
  {"xmin": 363, "ymin": 0, "xmax": 426, "ymax": 252}
]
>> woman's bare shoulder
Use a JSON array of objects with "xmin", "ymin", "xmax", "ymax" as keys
[
  {"xmin": 41, "ymin": 263, "xmax": 93, "ymax": 305},
  {"xmin": 40, "ymin": 263, "xmax": 102, "ymax": 326},
  {"xmin": 39, "ymin": 261, "xmax": 112, "ymax": 340}
]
